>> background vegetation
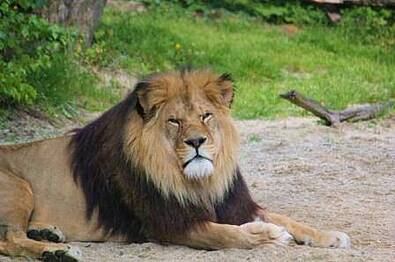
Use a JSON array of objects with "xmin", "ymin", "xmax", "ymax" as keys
[
  {"xmin": 1, "ymin": 0, "xmax": 394, "ymax": 119},
  {"xmin": 0, "ymin": 0, "xmax": 118, "ymax": 118}
]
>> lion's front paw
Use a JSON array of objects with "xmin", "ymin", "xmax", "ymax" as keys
[
  {"xmin": 296, "ymin": 230, "xmax": 351, "ymax": 249},
  {"xmin": 319, "ymin": 231, "xmax": 351, "ymax": 249},
  {"xmin": 28, "ymin": 224, "xmax": 66, "ymax": 243},
  {"xmin": 240, "ymin": 222, "xmax": 293, "ymax": 247},
  {"xmin": 42, "ymin": 245, "xmax": 82, "ymax": 262}
]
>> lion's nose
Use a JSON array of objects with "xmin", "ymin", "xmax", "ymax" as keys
[{"xmin": 184, "ymin": 136, "xmax": 207, "ymax": 149}]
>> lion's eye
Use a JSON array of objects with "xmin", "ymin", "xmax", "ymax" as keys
[
  {"xmin": 168, "ymin": 118, "xmax": 180, "ymax": 126},
  {"xmin": 201, "ymin": 112, "xmax": 213, "ymax": 123}
]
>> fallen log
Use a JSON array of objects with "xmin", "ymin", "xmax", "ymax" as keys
[{"xmin": 280, "ymin": 90, "xmax": 394, "ymax": 126}]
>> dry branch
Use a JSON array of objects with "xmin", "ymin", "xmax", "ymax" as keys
[{"xmin": 280, "ymin": 90, "xmax": 394, "ymax": 126}]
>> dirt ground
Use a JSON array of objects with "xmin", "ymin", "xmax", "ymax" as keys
[{"xmin": 1, "ymin": 116, "xmax": 394, "ymax": 261}]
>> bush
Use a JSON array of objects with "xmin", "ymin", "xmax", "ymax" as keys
[
  {"xmin": 0, "ymin": 1, "xmax": 75, "ymax": 105},
  {"xmin": 339, "ymin": 7, "xmax": 395, "ymax": 44},
  {"xmin": 140, "ymin": 0, "xmax": 328, "ymax": 25},
  {"xmin": 0, "ymin": 0, "xmax": 115, "ymax": 115}
]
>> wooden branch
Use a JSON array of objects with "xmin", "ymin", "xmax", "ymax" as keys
[{"xmin": 280, "ymin": 90, "xmax": 394, "ymax": 126}]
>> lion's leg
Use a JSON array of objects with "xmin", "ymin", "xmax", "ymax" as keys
[
  {"xmin": 174, "ymin": 221, "xmax": 292, "ymax": 250},
  {"xmin": 261, "ymin": 211, "xmax": 351, "ymax": 248},
  {"xmin": 1, "ymin": 234, "xmax": 81, "ymax": 261},
  {"xmin": 0, "ymin": 170, "xmax": 81, "ymax": 261},
  {"xmin": 27, "ymin": 222, "xmax": 66, "ymax": 243}
]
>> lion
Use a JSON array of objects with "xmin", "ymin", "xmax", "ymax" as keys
[{"xmin": 0, "ymin": 69, "xmax": 350, "ymax": 261}]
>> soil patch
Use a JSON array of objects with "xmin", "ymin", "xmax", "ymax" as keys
[{"xmin": 1, "ymin": 117, "xmax": 394, "ymax": 261}]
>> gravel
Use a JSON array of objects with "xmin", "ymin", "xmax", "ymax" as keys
[{"xmin": 1, "ymin": 116, "xmax": 394, "ymax": 261}]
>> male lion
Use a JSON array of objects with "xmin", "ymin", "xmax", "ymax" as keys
[{"xmin": 0, "ymin": 69, "xmax": 350, "ymax": 261}]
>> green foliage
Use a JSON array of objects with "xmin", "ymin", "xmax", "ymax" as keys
[
  {"xmin": 339, "ymin": 7, "xmax": 395, "ymax": 44},
  {"xmin": 140, "ymin": 0, "xmax": 328, "ymax": 25},
  {"xmin": 0, "ymin": 0, "xmax": 75, "ymax": 105},
  {"xmin": 0, "ymin": 0, "xmax": 117, "ymax": 115},
  {"xmin": 139, "ymin": 1, "xmax": 395, "ymax": 38},
  {"xmin": 3, "ymin": 0, "xmax": 394, "ymax": 120},
  {"xmin": 94, "ymin": 3, "xmax": 394, "ymax": 119}
]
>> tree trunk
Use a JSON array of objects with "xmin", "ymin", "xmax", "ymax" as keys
[{"xmin": 40, "ymin": 0, "xmax": 107, "ymax": 45}]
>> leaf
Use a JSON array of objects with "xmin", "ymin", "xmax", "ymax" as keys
[
  {"xmin": 0, "ymin": 31, "xmax": 6, "ymax": 39},
  {"xmin": 34, "ymin": 0, "xmax": 46, "ymax": 8}
]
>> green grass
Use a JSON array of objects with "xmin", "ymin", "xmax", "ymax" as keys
[
  {"xmin": 0, "ymin": 52, "xmax": 120, "ymax": 118},
  {"xmin": 90, "ymin": 5, "xmax": 395, "ymax": 119},
  {"xmin": 26, "ymin": 54, "xmax": 121, "ymax": 117}
]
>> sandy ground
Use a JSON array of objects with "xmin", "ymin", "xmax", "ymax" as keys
[{"xmin": 1, "ymin": 116, "xmax": 394, "ymax": 261}]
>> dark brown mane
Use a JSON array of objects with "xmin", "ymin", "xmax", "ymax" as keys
[{"xmin": 69, "ymin": 71, "xmax": 260, "ymax": 242}]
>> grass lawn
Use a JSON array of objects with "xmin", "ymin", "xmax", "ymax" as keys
[{"xmin": 90, "ymin": 4, "xmax": 395, "ymax": 119}]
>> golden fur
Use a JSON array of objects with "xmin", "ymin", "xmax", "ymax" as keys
[
  {"xmin": 124, "ymin": 70, "xmax": 239, "ymax": 205},
  {"xmin": 0, "ymin": 69, "xmax": 350, "ymax": 261}
]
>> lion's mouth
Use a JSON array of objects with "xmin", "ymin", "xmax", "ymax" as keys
[
  {"xmin": 182, "ymin": 155, "xmax": 214, "ymax": 179},
  {"xmin": 182, "ymin": 155, "xmax": 212, "ymax": 169}
]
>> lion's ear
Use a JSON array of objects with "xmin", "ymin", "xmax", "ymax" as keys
[
  {"xmin": 135, "ymin": 81, "xmax": 151, "ymax": 117},
  {"xmin": 217, "ymin": 73, "xmax": 234, "ymax": 108}
]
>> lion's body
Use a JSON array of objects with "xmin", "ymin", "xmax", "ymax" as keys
[
  {"xmin": 0, "ymin": 70, "xmax": 350, "ymax": 261},
  {"xmin": 0, "ymin": 137, "xmax": 113, "ymax": 242}
]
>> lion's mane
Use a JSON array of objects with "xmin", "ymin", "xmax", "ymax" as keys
[{"xmin": 70, "ymin": 70, "xmax": 259, "ymax": 242}]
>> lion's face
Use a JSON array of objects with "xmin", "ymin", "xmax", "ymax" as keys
[
  {"xmin": 125, "ymin": 70, "xmax": 239, "ymax": 203},
  {"xmin": 158, "ymin": 92, "xmax": 220, "ymax": 179}
]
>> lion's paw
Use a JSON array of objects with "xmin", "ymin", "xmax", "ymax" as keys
[
  {"xmin": 296, "ymin": 230, "xmax": 351, "ymax": 249},
  {"xmin": 240, "ymin": 222, "xmax": 293, "ymax": 247},
  {"xmin": 27, "ymin": 225, "xmax": 66, "ymax": 243},
  {"xmin": 319, "ymin": 231, "xmax": 351, "ymax": 249},
  {"xmin": 42, "ymin": 245, "xmax": 82, "ymax": 262}
]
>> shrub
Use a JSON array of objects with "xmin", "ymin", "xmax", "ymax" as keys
[
  {"xmin": 0, "ymin": 0, "xmax": 77, "ymax": 105},
  {"xmin": 139, "ymin": 0, "xmax": 328, "ymax": 25},
  {"xmin": 0, "ymin": 0, "xmax": 114, "ymax": 115},
  {"xmin": 339, "ymin": 7, "xmax": 395, "ymax": 44}
]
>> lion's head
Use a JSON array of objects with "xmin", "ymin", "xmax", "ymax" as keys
[
  {"xmin": 71, "ymin": 69, "xmax": 244, "ymax": 239},
  {"xmin": 124, "ymin": 69, "xmax": 240, "ymax": 204}
]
